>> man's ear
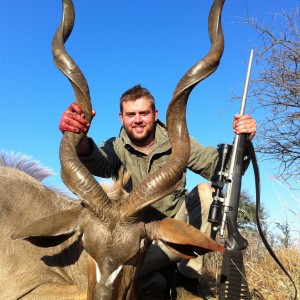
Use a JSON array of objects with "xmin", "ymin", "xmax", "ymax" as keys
[
  {"xmin": 119, "ymin": 112, "xmax": 124, "ymax": 124},
  {"xmin": 154, "ymin": 109, "xmax": 158, "ymax": 121}
]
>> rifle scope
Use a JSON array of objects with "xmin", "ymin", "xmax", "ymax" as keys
[{"xmin": 208, "ymin": 143, "xmax": 232, "ymax": 226}]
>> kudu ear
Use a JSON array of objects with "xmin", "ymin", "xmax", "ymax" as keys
[
  {"xmin": 12, "ymin": 205, "xmax": 84, "ymax": 247},
  {"xmin": 145, "ymin": 210, "xmax": 224, "ymax": 259}
]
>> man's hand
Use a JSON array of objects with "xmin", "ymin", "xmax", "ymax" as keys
[
  {"xmin": 58, "ymin": 102, "xmax": 96, "ymax": 134},
  {"xmin": 233, "ymin": 114, "xmax": 256, "ymax": 140}
]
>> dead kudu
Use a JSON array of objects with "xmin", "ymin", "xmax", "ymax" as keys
[{"xmin": 0, "ymin": 0, "xmax": 225, "ymax": 299}]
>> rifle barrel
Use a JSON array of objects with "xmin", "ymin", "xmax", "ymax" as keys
[
  {"xmin": 219, "ymin": 49, "xmax": 254, "ymax": 237},
  {"xmin": 240, "ymin": 49, "xmax": 254, "ymax": 115}
]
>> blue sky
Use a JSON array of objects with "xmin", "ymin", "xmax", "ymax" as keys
[{"xmin": 1, "ymin": 1, "xmax": 299, "ymax": 240}]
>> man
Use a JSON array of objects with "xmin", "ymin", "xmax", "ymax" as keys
[{"xmin": 59, "ymin": 84, "xmax": 257, "ymax": 299}]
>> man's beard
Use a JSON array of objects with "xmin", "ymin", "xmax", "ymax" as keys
[{"xmin": 124, "ymin": 122, "xmax": 156, "ymax": 146}]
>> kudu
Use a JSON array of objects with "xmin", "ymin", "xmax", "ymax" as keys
[{"xmin": 0, "ymin": 0, "xmax": 225, "ymax": 299}]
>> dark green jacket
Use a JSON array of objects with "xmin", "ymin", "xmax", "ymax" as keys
[{"xmin": 80, "ymin": 120, "xmax": 219, "ymax": 218}]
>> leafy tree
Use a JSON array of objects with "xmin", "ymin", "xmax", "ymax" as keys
[
  {"xmin": 239, "ymin": 7, "xmax": 300, "ymax": 183},
  {"xmin": 276, "ymin": 218, "xmax": 294, "ymax": 248},
  {"xmin": 238, "ymin": 190, "xmax": 268, "ymax": 236}
]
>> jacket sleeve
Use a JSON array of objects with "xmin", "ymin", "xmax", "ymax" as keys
[
  {"xmin": 187, "ymin": 137, "xmax": 219, "ymax": 181},
  {"xmin": 78, "ymin": 136, "xmax": 121, "ymax": 178}
]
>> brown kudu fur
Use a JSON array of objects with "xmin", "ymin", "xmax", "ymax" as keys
[{"xmin": 0, "ymin": 0, "xmax": 225, "ymax": 299}]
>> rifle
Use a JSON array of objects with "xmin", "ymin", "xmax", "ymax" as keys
[
  {"xmin": 208, "ymin": 49, "xmax": 254, "ymax": 300},
  {"xmin": 208, "ymin": 47, "xmax": 299, "ymax": 299}
]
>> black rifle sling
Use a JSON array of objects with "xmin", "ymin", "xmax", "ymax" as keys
[{"xmin": 246, "ymin": 139, "xmax": 298, "ymax": 300}]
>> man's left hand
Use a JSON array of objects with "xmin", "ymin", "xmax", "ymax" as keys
[{"xmin": 233, "ymin": 114, "xmax": 256, "ymax": 140}]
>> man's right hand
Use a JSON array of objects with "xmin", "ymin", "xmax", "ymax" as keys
[{"xmin": 58, "ymin": 102, "xmax": 96, "ymax": 134}]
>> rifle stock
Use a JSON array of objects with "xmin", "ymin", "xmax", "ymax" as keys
[
  {"xmin": 223, "ymin": 133, "xmax": 248, "ymax": 251},
  {"xmin": 219, "ymin": 134, "xmax": 250, "ymax": 300}
]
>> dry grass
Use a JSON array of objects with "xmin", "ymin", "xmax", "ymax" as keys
[{"xmin": 199, "ymin": 236, "xmax": 300, "ymax": 300}]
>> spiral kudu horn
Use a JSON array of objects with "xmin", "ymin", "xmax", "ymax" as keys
[{"xmin": 52, "ymin": 0, "xmax": 112, "ymax": 217}]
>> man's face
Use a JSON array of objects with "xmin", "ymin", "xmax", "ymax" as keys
[{"xmin": 119, "ymin": 97, "xmax": 158, "ymax": 147}]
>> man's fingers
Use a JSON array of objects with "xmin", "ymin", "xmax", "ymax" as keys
[
  {"xmin": 66, "ymin": 111, "xmax": 90, "ymax": 125},
  {"xmin": 233, "ymin": 114, "xmax": 256, "ymax": 140},
  {"xmin": 59, "ymin": 118, "xmax": 89, "ymax": 133},
  {"xmin": 59, "ymin": 112, "xmax": 90, "ymax": 134},
  {"xmin": 59, "ymin": 102, "xmax": 95, "ymax": 134},
  {"xmin": 66, "ymin": 102, "xmax": 85, "ymax": 117},
  {"xmin": 59, "ymin": 122, "xmax": 79, "ymax": 133}
]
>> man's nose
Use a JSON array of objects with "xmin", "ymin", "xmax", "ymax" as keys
[{"xmin": 134, "ymin": 114, "xmax": 142, "ymax": 123}]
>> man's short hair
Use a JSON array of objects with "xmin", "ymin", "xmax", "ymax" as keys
[{"xmin": 120, "ymin": 84, "xmax": 156, "ymax": 113}]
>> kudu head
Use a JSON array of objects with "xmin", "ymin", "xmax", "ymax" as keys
[{"xmin": 13, "ymin": 0, "xmax": 225, "ymax": 299}]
